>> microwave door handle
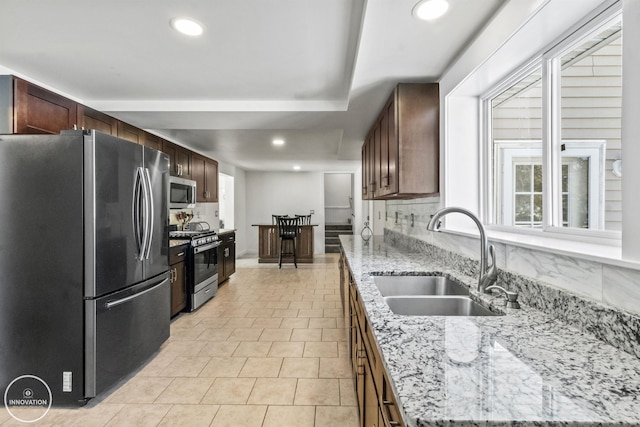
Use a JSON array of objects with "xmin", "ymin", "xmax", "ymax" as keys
[{"xmin": 132, "ymin": 167, "xmax": 144, "ymax": 259}]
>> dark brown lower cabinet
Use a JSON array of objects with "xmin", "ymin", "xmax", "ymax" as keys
[
  {"xmin": 344, "ymin": 251, "xmax": 404, "ymax": 427},
  {"xmin": 256, "ymin": 225, "xmax": 314, "ymax": 263},
  {"xmin": 218, "ymin": 231, "xmax": 236, "ymax": 284},
  {"xmin": 169, "ymin": 244, "xmax": 188, "ymax": 317}
]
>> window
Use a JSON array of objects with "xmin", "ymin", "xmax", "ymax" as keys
[
  {"xmin": 485, "ymin": 11, "xmax": 622, "ymax": 236},
  {"xmin": 494, "ymin": 140, "xmax": 605, "ymax": 228}
]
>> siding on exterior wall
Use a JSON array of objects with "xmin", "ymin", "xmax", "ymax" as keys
[{"xmin": 491, "ymin": 39, "xmax": 622, "ymax": 230}]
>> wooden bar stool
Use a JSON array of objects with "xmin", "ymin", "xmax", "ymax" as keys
[{"xmin": 277, "ymin": 216, "xmax": 299, "ymax": 268}]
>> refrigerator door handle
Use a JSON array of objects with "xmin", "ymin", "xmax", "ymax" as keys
[
  {"xmin": 105, "ymin": 277, "xmax": 169, "ymax": 309},
  {"xmin": 142, "ymin": 168, "xmax": 154, "ymax": 260},
  {"xmin": 133, "ymin": 167, "xmax": 145, "ymax": 259},
  {"xmin": 139, "ymin": 167, "xmax": 151, "ymax": 260}
]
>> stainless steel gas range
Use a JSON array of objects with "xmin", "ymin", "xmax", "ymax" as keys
[{"xmin": 169, "ymin": 230, "xmax": 220, "ymax": 311}]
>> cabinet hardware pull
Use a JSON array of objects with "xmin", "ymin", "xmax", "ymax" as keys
[
  {"xmin": 381, "ymin": 397, "xmax": 401, "ymax": 427},
  {"xmin": 177, "ymin": 252, "xmax": 184, "ymax": 257}
]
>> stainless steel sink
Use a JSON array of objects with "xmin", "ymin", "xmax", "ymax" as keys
[
  {"xmin": 383, "ymin": 296, "xmax": 499, "ymax": 316},
  {"xmin": 373, "ymin": 275, "xmax": 469, "ymax": 297}
]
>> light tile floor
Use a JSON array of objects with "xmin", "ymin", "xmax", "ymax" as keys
[{"xmin": 1, "ymin": 254, "xmax": 359, "ymax": 426}]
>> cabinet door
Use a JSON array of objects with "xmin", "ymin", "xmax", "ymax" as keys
[
  {"xmin": 378, "ymin": 95, "xmax": 397, "ymax": 197},
  {"xmin": 361, "ymin": 141, "xmax": 369, "ymax": 199},
  {"xmin": 373, "ymin": 121, "xmax": 381, "ymax": 198},
  {"xmin": 162, "ymin": 140, "xmax": 178, "ymax": 175},
  {"xmin": 175, "ymin": 146, "xmax": 192, "ymax": 178},
  {"xmin": 117, "ymin": 121, "xmax": 144, "ymax": 144},
  {"xmin": 258, "ymin": 226, "xmax": 279, "ymax": 261},
  {"xmin": 78, "ymin": 105, "xmax": 117, "ymax": 135},
  {"xmin": 193, "ymin": 154, "xmax": 218, "ymax": 202},
  {"xmin": 362, "ymin": 132, "xmax": 376, "ymax": 200},
  {"xmin": 170, "ymin": 262, "xmax": 186, "ymax": 316},
  {"xmin": 363, "ymin": 356, "xmax": 380, "ymax": 427},
  {"xmin": 225, "ymin": 238, "xmax": 236, "ymax": 277},
  {"xmin": 204, "ymin": 158, "xmax": 218, "ymax": 202},
  {"xmin": 218, "ymin": 245, "xmax": 227, "ymax": 282},
  {"xmin": 143, "ymin": 132, "xmax": 162, "ymax": 151},
  {"xmin": 386, "ymin": 96, "xmax": 398, "ymax": 195},
  {"xmin": 14, "ymin": 78, "xmax": 77, "ymax": 134},
  {"xmin": 162, "ymin": 140, "xmax": 192, "ymax": 178},
  {"xmin": 295, "ymin": 226, "xmax": 314, "ymax": 261},
  {"xmin": 191, "ymin": 154, "xmax": 206, "ymax": 202}
]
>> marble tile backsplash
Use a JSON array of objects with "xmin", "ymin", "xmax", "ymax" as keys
[
  {"xmin": 385, "ymin": 197, "xmax": 640, "ymax": 359},
  {"xmin": 385, "ymin": 227, "xmax": 640, "ymax": 359}
]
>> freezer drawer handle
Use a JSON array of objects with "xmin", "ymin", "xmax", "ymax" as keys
[{"xmin": 105, "ymin": 277, "xmax": 169, "ymax": 309}]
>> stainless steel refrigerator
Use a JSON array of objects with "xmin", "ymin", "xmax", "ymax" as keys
[{"xmin": 0, "ymin": 130, "xmax": 171, "ymax": 406}]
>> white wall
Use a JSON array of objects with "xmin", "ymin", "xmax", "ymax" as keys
[
  {"xmin": 245, "ymin": 171, "xmax": 325, "ymax": 255},
  {"xmin": 217, "ymin": 161, "xmax": 248, "ymax": 257},
  {"xmin": 219, "ymin": 173, "xmax": 235, "ymax": 229},
  {"xmin": 353, "ymin": 166, "xmax": 364, "ymax": 237}
]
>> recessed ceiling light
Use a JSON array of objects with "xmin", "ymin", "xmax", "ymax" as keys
[
  {"xmin": 293, "ymin": 165, "xmax": 301, "ymax": 171},
  {"xmin": 170, "ymin": 17, "xmax": 205, "ymax": 36},
  {"xmin": 272, "ymin": 139, "xmax": 285, "ymax": 146},
  {"xmin": 412, "ymin": 0, "xmax": 449, "ymax": 21}
]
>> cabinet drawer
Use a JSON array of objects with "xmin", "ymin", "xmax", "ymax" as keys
[
  {"xmin": 220, "ymin": 233, "xmax": 235, "ymax": 244},
  {"xmin": 169, "ymin": 244, "xmax": 188, "ymax": 264}
]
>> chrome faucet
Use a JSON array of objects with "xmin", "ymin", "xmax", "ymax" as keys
[{"xmin": 426, "ymin": 207, "xmax": 498, "ymax": 293}]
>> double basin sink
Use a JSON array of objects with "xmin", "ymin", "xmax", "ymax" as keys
[{"xmin": 372, "ymin": 275, "xmax": 499, "ymax": 317}]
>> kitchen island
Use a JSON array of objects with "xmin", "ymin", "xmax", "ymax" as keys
[
  {"xmin": 252, "ymin": 223, "xmax": 317, "ymax": 263},
  {"xmin": 339, "ymin": 234, "xmax": 640, "ymax": 427}
]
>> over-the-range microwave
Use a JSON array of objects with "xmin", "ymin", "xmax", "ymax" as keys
[{"xmin": 169, "ymin": 176, "xmax": 196, "ymax": 209}]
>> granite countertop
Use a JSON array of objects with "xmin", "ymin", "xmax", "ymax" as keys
[
  {"xmin": 339, "ymin": 235, "xmax": 640, "ymax": 427},
  {"xmin": 169, "ymin": 239, "xmax": 190, "ymax": 248}
]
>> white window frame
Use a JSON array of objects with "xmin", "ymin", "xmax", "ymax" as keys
[
  {"xmin": 495, "ymin": 140, "xmax": 606, "ymax": 229},
  {"xmin": 482, "ymin": 5, "xmax": 622, "ymax": 243}
]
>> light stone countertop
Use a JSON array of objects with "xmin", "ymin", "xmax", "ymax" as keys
[
  {"xmin": 218, "ymin": 228, "xmax": 236, "ymax": 235},
  {"xmin": 169, "ymin": 239, "xmax": 190, "ymax": 248},
  {"xmin": 339, "ymin": 235, "xmax": 640, "ymax": 427}
]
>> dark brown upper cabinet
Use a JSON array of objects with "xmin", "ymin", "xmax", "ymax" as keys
[
  {"xmin": 362, "ymin": 83, "xmax": 439, "ymax": 200},
  {"xmin": 117, "ymin": 121, "xmax": 144, "ymax": 145},
  {"xmin": 77, "ymin": 105, "xmax": 118, "ymax": 135},
  {"xmin": 142, "ymin": 132, "xmax": 162, "ymax": 151},
  {"xmin": 191, "ymin": 153, "xmax": 218, "ymax": 203},
  {"xmin": 0, "ymin": 76, "xmax": 77, "ymax": 134},
  {"xmin": 162, "ymin": 140, "xmax": 192, "ymax": 179}
]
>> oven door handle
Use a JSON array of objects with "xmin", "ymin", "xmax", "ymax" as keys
[{"xmin": 194, "ymin": 242, "xmax": 220, "ymax": 254}]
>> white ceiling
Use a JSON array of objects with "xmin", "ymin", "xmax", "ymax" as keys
[{"xmin": 0, "ymin": 0, "xmax": 505, "ymax": 172}]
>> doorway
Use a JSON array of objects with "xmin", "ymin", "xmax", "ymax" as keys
[{"xmin": 324, "ymin": 173, "xmax": 354, "ymax": 253}]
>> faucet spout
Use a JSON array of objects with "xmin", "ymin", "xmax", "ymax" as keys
[{"xmin": 427, "ymin": 207, "xmax": 497, "ymax": 293}]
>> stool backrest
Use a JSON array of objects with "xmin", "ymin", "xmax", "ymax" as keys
[
  {"xmin": 295, "ymin": 214, "xmax": 311, "ymax": 225},
  {"xmin": 272, "ymin": 214, "xmax": 288, "ymax": 224},
  {"xmin": 277, "ymin": 216, "xmax": 299, "ymax": 238}
]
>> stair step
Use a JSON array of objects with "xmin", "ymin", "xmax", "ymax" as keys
[
  {"xmin": 325, "ymin": 223, "xmax": 351, "ymax": 253},
  {"xmin": 324, "ymin": 244, "xmax": 341, "ymax": 253}
]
